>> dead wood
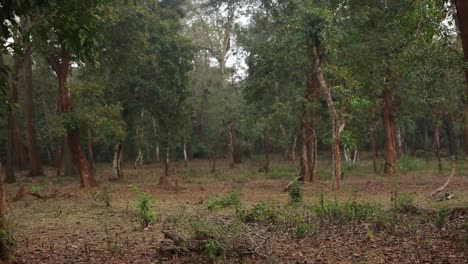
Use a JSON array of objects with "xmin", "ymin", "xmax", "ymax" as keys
[
  {"xmin": 430, "ymin": 157, "xmax": 456, "ymax": 198},
  {"xmin": 12, "ymin": 186, "xmax": 77, "ymax": 202}
]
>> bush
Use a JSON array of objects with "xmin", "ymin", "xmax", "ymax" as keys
[
  {"xmin": 92, "ymin": 184, "xmax": 112, "ymax": 207},
  {"xmin": 129, "ymin": 185, "xmax": 157, "ymax": 228},
  {"xmin": 237, "ymin": 202, "xmax": 279, "ymax": 223},
  {"xmin": 435, "ymin": 207, "xmax": 451, "ymax": 228},
  {"xmin": 207, "ymin": 190, "xmax": 242, "ymax": 210},
  {"xmin": 289, "ymin": 182, "xmax": 303, "ymax": 204},
  {"xmin": 394, "ymin": 193, "xmax": 415, "ymax": 213},
  {"xmin": 293, "ymin": 223, "xmax": 314, "ymax": 239},
  {"xmin": 314, "ymin": 195, "xmax": 382, "ymax": 224}
]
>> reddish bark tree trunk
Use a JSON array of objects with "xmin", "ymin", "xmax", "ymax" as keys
[
  {"xmin": 300, "ymin": 67, "xmax": 319, "ymax": 183},
  {"xmin": 382, "ymin": 89, "xmax": 397, "ymax": 176},
  {"xmin": 23, "ymin": 44, "xmax": 44, "ymax": 177},
  {"xmin": 87, "ymin": 129, "xmax": 96, "ymax": 176},
  {"xmin": 433, "ymin": 115, "xmax": 442, "ymax": 174},
  {"xmin": 48, "ymin": 51, "xmax": 94, "ymax": 188},
  {"xmin": 455, "ymin": 0, "xmax": 468, "ymax": 156}
]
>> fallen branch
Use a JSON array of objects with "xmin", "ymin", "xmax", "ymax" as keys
[
  {"xmin": 430, "ymin": 157, "xmax": 456, "ymax": 198},
  {"xmin": 283, "ymin": 177, "xmax": 301, "ymax": 192},
  {"xmin": 12, "ymin": 186, "xmax": 77, "ymax": 202}
]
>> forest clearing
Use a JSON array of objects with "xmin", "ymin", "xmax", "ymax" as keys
[
  {"xmin": 7, "ymin": 157, "xmax": 468, "ymax": 263},
  {"xmin": 2, "ymin": 0, "xmax": 468, "ymax": 263}
]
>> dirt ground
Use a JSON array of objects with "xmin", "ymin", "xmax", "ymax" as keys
[{"xmin": 6, "ymin": 157, "xmax": 468, "ymax": 263}]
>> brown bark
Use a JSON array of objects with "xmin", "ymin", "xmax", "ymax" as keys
[
  {"xmin": 87, "ymin": 129, "xmax": 96, "ymax": 176},
  {"xmin": 263, "ymin": 128, "xmax": 270, "ymax": 173},
  {"xmin": 22, "ymin": 16, "xmax": 44, "ymax": 177},
  {"xmin": 312, "ymin": 45, "xmax": 342, "ymax": 190},
  {"xmin": 454, "ymin": 0, "xmax": 468, "ymax": 156},
  {"xmin": 112, "ymin": 142, "xmax": 124, "ymax": 180},
  {"xmin": 382, "ymin": 88, "xmax": 397, "ymax": 176},
  {"xmin": 433, "ymin": 116, "xmax": 442, "ymax": 174},
  {"xmin": 300, "ymin": 67, "xmax": 319, "ymax": 183},
  {"xmin": 199, "ymin": 88, "xmax": 209, "ymax": 142},
  {"xmin": 48, "ymin": 50, "xmax": 94, "ymax": 188},
  {"xmin": 227, "ymin": 120, "xmax": 235, "ymax": 168},
  {"xmin": 5, "ymin": 56, "xmax": 23, "ymax": 183},
  {"xmin": 0, "ymin": 163, "xmax": 12, "ymax": 262},
  {"xmin": 370, "ymin": 125, "xmax": 378, "ymax": 174}
]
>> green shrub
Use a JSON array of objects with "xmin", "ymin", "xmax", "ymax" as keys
[
  {"xmin": 314, "ymin": 195, "xmax": 382, "ymax": 224},
  {"xmin": 207, "ymin": 190, "xmax": 242, "ymax": 210},
  {"xmin": 397, "ymin": 156, "xmax": 424, "ymax": 173},
  {"xmin": 129, "ymin": 185, "xmax": 157, "ymax": 228},
  {"xmin": 289, "ymin": 182, "xmax": 303, "ymax": 204},
  {"xmin": 91, "ymin": 184, "xmax": 112, "ymax": 207},
  {"xmin": 435, "ymin": 207, "xmax": 451, "ymax": 228},
  {"xmin": 293, "ymin": 223, "xmax": 314, "ymax": 239},
  {"xmin": 203, "ymin": 240, "xmax": 225, "ymax": 260},
  {"xmin": 237, "ymin": 202, "xmax": 279, "ymax": 223},
  {"xmin": 394, "ymin": 193, "xmax": 415, "ymax": 213},
  {"xmin": 30, "ymin": 185, "xmax": 44, "ymax": 194}
]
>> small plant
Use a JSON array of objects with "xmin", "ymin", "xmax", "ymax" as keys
[
  {"xmin": 394, "ymin": 193, "xmax": 415, "ymax": 213},
  {"xmin": 0, "ymin": 218, "xmax": 15, "ymax": 261},
  {"xmin": 207, "ymin": 189, "xmax": 242, "ymax": 210},
  {"xmin": 53, "ymin": 205, "xmax": 63, "ymax": 219},
  {"xmin": 203, "ymin": 239, "xmax": 225, "ymax": 260},
  {"xmin": 129, "ymin": 185, "xmax": 157, "ymax": 228},
  {"xmin": 237, "ymin": 201, "xmax": 279, "ymax": 223},
  {"xmin": 30, "ymin": 185, "xmax": 44, "ymax": 194},
  {"xmin": 92, "ymin": 184, "xmax": 112, "ymax": 207},
  {"xmin": 293, "ymin": 223, "xmax": 313, "ymax": 239},
  {"xmin": 435, "ymin": 207, "xmax": 451, "ymax": 228},
  {"xmin": 289, "ymin": 182, "xmax": 303, "ymax": 204}
]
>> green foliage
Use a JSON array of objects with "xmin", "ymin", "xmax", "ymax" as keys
[
  {"xmin": 203, "ymin": 239, "xmax": 225, "ymax": 260},
  {"xmin": 314, "ymin": 195, "xmax": 383, "ymax": 224},
  {"xmin": 397, "ymin": 156, "xmax": 424, "ymax": 173},
  {"xmin": 435, "ymin": 207, "xmax": 451, "ymax": 228},
  {"xmin": 394, "ymin": 193, "xmax": 415, "ymax": 213},
  {"xmin": 236, "ymin": 202, "xmax": 279, "ymax": 223},
  {"xmin": 30, "ymin": 186, "xmax": 44, "ymax": 194},
  {"xmin": 289, "ymin": 182, "xmax": 303, "ymax": 204},
  {"xmin": 129, "ymin": 185, "xmax": 157, "ymax": 228},
  {"xmin": 0, "ymin": 218, "xmax": 15, "ymax": 260},
  {"xmin": 91, "ymin": 184, "xmax": 112, "ymax": 207},
  {"xmin": 293, "ymin": 223, "xmax": 314, "ymax": 239},
  {"xmin": 207, "ymin": 190, "xmax": 242, "ymax": 210}
]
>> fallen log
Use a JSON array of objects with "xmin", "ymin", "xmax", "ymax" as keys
[{"xmin": 430, "ymin": 157, "xmax": 456, "ymax": 198}]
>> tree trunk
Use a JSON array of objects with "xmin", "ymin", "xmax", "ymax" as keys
[
  {"xmin": 134, "ymin": 148, "xmax": 143, "ymax": 169},
  {"xmin": 433, "ymin": 115, "xmax": 442, "ymax": 174},
  {"xmin": 112, "ymin": 142, "xmax": 123, "ymax": 180},
  {"xmin": 443, "ymin": 114, "xmax": 458, "ymax": 158},
  {"xmin": 263, "ymin": 128, "xmax": 270, "ymax": 173},
  {"xmin": 227, "ymin": 120, "xmax": 235, "ymax": 168},
  {"xmin": 87, "ymin": 129, "xmax": 96, "ymax": 176},
  {"xmin": 370, "ymin": 125, "xmax": 378, "ymax": 174},
  {"xmin": 48, "ymin": 50, "xmax": 94, "ymax": 188},
  {"xmin": 382, "ymin": 88, "xmax": 397, "ymax": 176},
  {"xmin": 454, "ymin": 0, "xmax": 468, "ymax": 157},
  {"xmin": 183, "ymin": 136, "xmax": 188, "ymax": 168},
  {"xmin": 424, "ymin": 120, "xmax": 430, "ymax": 151},
  {"xmin": 160, "ymin": 139, "xmax": 171, "ymax": 186},
  {"xmin": 155, "ymin": 144, "xmax": 160, "ymax": 163},
  {"xmin": 199, "ymin": 88, "xmax": 209, "ymax": 143},
  {"xmin": 0, "ymin": 163, "xmax": 12, "ymax": 262},
  {"xmin": 23, "ymin": 41, "xmax": 44, "ymax": 177},
  {"xmin": 280, "ymin": 124, "xmax": 292, "ymax": 161},
  {"xmin": 396, "ymin": 126, "xmax": 403, "ymax": 157},
  {"xmin": 300, "ymin": 67, "xmax": 319, "ymax": 183},
  {"xmin": 5, "ymin": 56, "xmax": 23, "ymax": 183},
  {"xmin": 312, "ymin": 45, "xmax": 342, "ymax": 190}
]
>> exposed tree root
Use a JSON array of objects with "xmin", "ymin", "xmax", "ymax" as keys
[
  {"xmin": 430, "ymin": 157, "xmax": 456, "ymax": 198},
  {"xmin": 12, "ymin": 186, "xmax": 78, "ymax": 202}
]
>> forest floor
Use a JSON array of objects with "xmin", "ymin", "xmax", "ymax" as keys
[{"xmin": 6, "ymin": 156, "xmax": 468, "ymax": 263}]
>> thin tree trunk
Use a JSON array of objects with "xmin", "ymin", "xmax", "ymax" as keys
[
  {"xmin": 382, "ymin": 88, "xmax": 397, "ymax": 176},
  {"xmin": 183, "ymin": 136, "xmax": 188, "ymax": 168},
  {"xmin": 134, "ymin": 148, "xmax": 143, "ymax": 169},
  {"xmin": 263, "ymin": 128, "xmax": 270, "ymax": 173},
  {"xmin": 312, "ymin": 45, "xmax": 342, "ymax": 190},
  {"xmin": 23, "ymin": 39, "xmax": 44, "ymax": 177},
  {"xmin": 424, "ymin": 120, "xmax": 430, "ymax": 151},
  {"xmin": 0, "ymin": 163, "xmax": 12, "ymax": 262},
  {"xmin": 227, "ymin": 120, "xmax": 235, "ymax": 168},
  {"xmin": 291, "ymin": 136, "xmax": 297, "ymax": 161},
  {"xmin": 199, "ymin": 88, "xmax": 209, "ymax": 142},
  {"xmin": 454, "ymin": 0, "xmax": 468, "ymax": 157},
  {"xmin": 433, "ymin": 116, "xmax": 442, "ymax": 174},
  {"xmin": 443, "ymin": 114, "xmax": 458, "ymax": 158},
  {"xmin": 112, "ymin": 142, "xmax": 123, "ymax": 180},
  {"xmin": 280, "ymin": 124, "xmax": 292, "ymax": 161},
  {"xmin": 396, "ymin": 126, "xmax": 403, "ymax": 157},
  {"xmin": 155, "ymin": 144, "xmax": 160, "ymax": 163},
  {"xmin": 370, "ymin": 125, "xmax": 378, "ymax": 174},
  {"xmin": 87, "ymin": 129, "xmax": 96, "ymax": 177}
]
